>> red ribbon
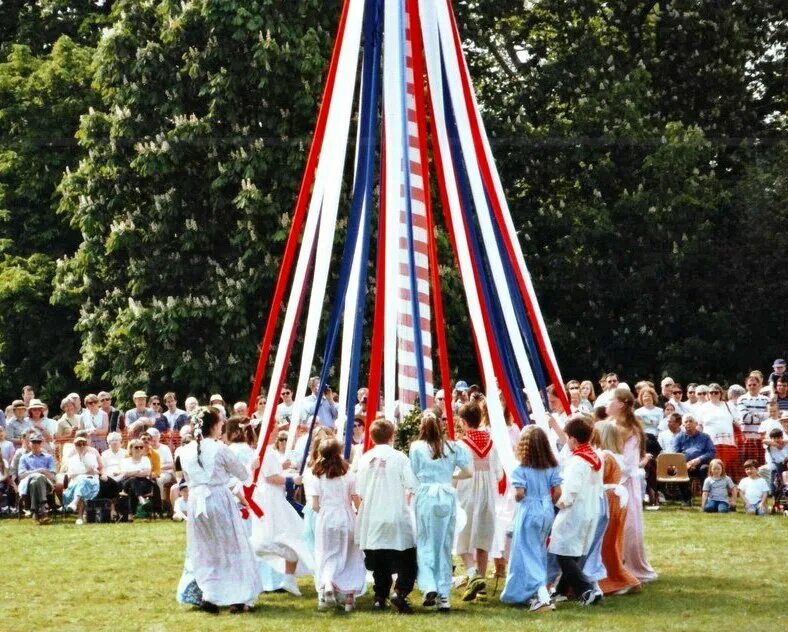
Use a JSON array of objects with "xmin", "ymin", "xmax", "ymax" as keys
[{"xmin": 572, "ymin": 442, "xmax": 602, "ymax": 471}]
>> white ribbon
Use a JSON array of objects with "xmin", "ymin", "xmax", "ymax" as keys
[{"xmin": 189, "ymin": 485, "xmax": 212, "ymax": 519}]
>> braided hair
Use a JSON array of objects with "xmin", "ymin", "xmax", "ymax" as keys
[{"xmin": 191, "ymin": 406, "xmax": 222, "ymax": 468}]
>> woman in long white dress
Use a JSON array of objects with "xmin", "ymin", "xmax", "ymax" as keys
[{"xmin": 178, "ymin": 407, "xmax": 262, "ymax": 613}]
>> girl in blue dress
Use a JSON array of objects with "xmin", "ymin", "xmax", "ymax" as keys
[
  {"xmin": 500, "ymin": 425, "xmax": 562, "ymax": 611},
  {"xmin": 410, "ymin": 411, "xmax": 473, "ymax": 612}
]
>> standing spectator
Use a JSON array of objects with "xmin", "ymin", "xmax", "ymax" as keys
[
  {"xmin": 768, "ymin": 359, "xmax": 786, "ymax": 391},
  {"xmin": 579, "ymin": 380, "xmax": 596, "ymax": 412},
  {"xmin": 670, "ymin": 384, "xmax": 689, "ymax": 415},
  {"xmin": 62, "ymin": 434, "xmax": 101, "ymax": 525},
  {"xmin": 355, "ymin": 387, "xmax": 369, "ymax": 416},
  {"xmin": 774, "ymin": 377, "xmax": 788, "ymax": 413},
  {"xmin": 275, "ymin": 384, "xmax": 295, "ymax": 425},
  {"xmin": 162, "ymin": 392, "xmax": 188, "ymax": 431},
  {"xmin": 147, "ymin": 428, "xmax": 174, "ymax": 508},
  {"xmin": 251, "ymin": 394, "xmax": 266, "ymax": 422},
  {"xmin": 672, "ymin": 414, "xmax": 717, "ymax": 505},
  {"xmin": 27, "ymin": 400, "xmax": 54, "ymax": 452},
  {"xmin": 737, "ymin": 373, "xmax": 770, "ymax": 466},
  {"xmin": 658, "ymin": 377, "xmax": 675, "ymax": 407},
  {"xmin": 67, "ymin": 392, "xmax": 83, "ymax": 415},
  {"xmin": 658, "ymin": 413, "xmax": 683, "ymax": 452},
  {"xmin": 98, "ymin": 391, "xmax": 124, "ymax": 432},
  {"xmin": 22, "ymin": 385, "xmax": 35, "ymax": 406},
  {"xmin": 694, "ymin": 385, "xmax": 710, "ymax": 411},
  {"xmin": 80, "ymin": 394, "xmax": 108, "ymax": 451},
  {"xmin": 125, "ymin": 391, "xmax": 154, "ymax": 427},
  {"xmin": 635, "ymin": 387, "xmax": 663, "ymax": 439},
  {"xmin": 147, "ymin": 395, "xmax": 170, "ymax": 432},
  {"xmin": 302, "ymin": 377, "xmax": 338, "ymax": 430},
  {"xmin": 566, "ymin": 380, "xmax": 586, "ymax": 413},
  {"xmin": 452, "ymin": 380, "xmax": 470, "ymax": 414},
  {"xmin": 6, "ymin": 400, "xmax": 32, "ymax": 447},
  {"xmin": 595, "ymin": 373, "xmax": 620, "ymax": 409},
  {"xmin": 57, "ymin": 398, "xmax": 80, "ymax": 438},
  {"xmin": 18, "ymin": 433, "xmax": 56, "ymax": 523},
  {"xmin": 233, "ymin": 401, "xmax": 249, "ymax": 418},
  {"xmin": 697, "ymin": 384, "xmax": 742, "ymax": 481},
  {"xmin": 184, "ymin": 396, "xmax": 199, "ymax": 414}
]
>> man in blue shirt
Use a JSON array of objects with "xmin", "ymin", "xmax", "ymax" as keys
[
  {"xmin": 672, "ymin": 414, "xmax": 716, "ymax": 506},
  {"xmin": 18, "ymin": 433, "xmax": 56, "ymax": 523},
  {"xmin": 301, "ymin": 376, "xmax": 338, "ymax": 430}
]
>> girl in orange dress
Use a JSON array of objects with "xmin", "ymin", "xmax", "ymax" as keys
[{"xmin": 592, "ymin": 421, "xmax": 641, "ymax": 595}]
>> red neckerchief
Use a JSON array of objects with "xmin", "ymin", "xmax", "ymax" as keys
[
  {"xmin": 572, "ymin": 442, "xmax": 602, "ymax": 471},
  {"xmin": 463, "ymin": 429, "xmax": 493, "ymax": 458}
]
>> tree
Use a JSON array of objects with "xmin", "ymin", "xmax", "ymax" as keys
[
  {"xmin": 451, "ymin": 0, "xmax": 787, "ymax": 384},
  {"xmin": 55, "ymin": 0, "xmax": 341, "ymax": 403},
  {"xmin": 0, "ymin": 37, "xmax": 98, "ymax": 401}
]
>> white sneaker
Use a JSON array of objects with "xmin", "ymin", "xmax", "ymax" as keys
[
  {"xmin": 75, "ymin": 518, "xmax": 84, "ymax": 525},
  {"xmin": 437, "ymin": 595, "xmax": 451, "ymax": 612},
  {"xmin": 529, "ymin": 599, "xmax": 555, "ymax": 612},
  {"xmin": 323, "ymin": 589, "xmax": 336, "ymax": 607},
  {"xmin": 282, "ymin": 575, "xmax": 301, "ymax": 597},
  {"xmin": 452, "ymin": 574, "xmax": 469, "ymax": 588}
]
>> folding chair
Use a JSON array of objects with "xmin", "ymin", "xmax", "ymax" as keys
[{"xmin": 656, "ymin": 453, "xmax": 691, "ymax": 505}]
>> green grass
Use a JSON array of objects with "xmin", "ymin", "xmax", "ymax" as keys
[{"xmin": 1, "ymin": 509, "xmax": 785, "ymax": 632}]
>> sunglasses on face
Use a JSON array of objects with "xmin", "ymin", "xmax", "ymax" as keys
[
  {"xmin": 710, "ymin": 390, "xmax": 721, "ymax": 394},
  {"xmin": 569, "ymin": 386, "xmax": 580, "ymax": 391},
  {"xmin": 132, "ymin": 446, "xmax": 144, "ymax": 450},
  {"xmin": 281, "ymin": 392, "xmax": 291, "ymax": 397},
  {"xmin": 607, "ymin": 379, "xmax": 618, "ymax": 385},
  {"xmin": 99, "ymin": 398, "xmax": 110, "ymax": 403},
  {"xmin": 673, "ymin": 391, "xmax": 682, "ymax": 395},
  {"xmin": 354, "ymin": 423, "xmax": 364, "ymax": 429}
]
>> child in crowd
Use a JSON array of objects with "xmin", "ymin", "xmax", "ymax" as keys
[
  {"xmin": 410, "ymin": 411, "xmax": 473, "ymax": 612},
  {"xmin": 500, "ymin": 426, "xmax": 561, "ymax": 612},
  {"xmin": 312, "ymin": 438, "xmax": 365, "ymax": 612},
  {"xmin": 455, "ymin": 402, "xmax": 503, "ymax": 603},
  {"xmin": 172, "ymin": 482, "xmax": 188, "ymax": 521},
  {"xmin": 738, "ymin": 459, "xmax": 769, "ymax": 516},
  {"xmin": 765, "ymin": 429, "xmax": 788, "ymax": 510},
  {"xmin": 355, "ymin": 419, "xmax": 417, "ymax": 613},
  {"xmin": 547, "ymin": 416, "xmax": 603, "ymax": 606},
  {"xmin": 701, "ymin": 459, "xmax": 736, "ymax": 513}
]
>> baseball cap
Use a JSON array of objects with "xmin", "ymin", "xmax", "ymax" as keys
[
  {"xmin": 30, "ymin": 433, "xmax": 44, "ymax": 443},
  {"xmin": 774, "ymin": 359, "xmax": 786, "ymax": 368},
  {"xmin": 133, "ymin": 390, "xmax": 147, "ymax": 399},
  {"xmin": 455, "ymin": 380, "xmax": 469, "ymax": 392}
]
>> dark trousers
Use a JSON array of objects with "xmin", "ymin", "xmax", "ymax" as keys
[
  {"xmin": 121, "ymin": 477, "xmax": 154, "ymax": 514},
  {"xmin": 682, "ymin": 464, "xmax": 708, "ymax": 501},
  {"xmin": 363, "ymin": 547, "xmax": 417, "ymax": 599},
  {"xmin": 98, "ymin": 477, "xmax": 122, "ymax": 500},
  {"xmin": 556, "ymin": 555, "xmax": 593, "ymax": 598},
  {"xmin": 24, "ymin": 474, "xmax": 52, "ymax": 511}
]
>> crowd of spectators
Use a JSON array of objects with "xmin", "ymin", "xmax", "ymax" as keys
[{"xmin": 0, "ymin": 358, "xmax": 786, "ymax": 524}]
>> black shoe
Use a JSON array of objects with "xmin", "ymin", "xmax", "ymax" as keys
[
  {"xmin": 200, "ymin": 600, "xmax": 220, "ymax": 614},
  {"xmin": 422, "ymin": 591, "xmax": 437, "ymax": 607},
  {"xmin": 390, "ymin": 592, "xmax": 413, "ymax": 614},
  {"xmin": 372, "ymin": 596, "xmax": 389, "ymax": 610}
]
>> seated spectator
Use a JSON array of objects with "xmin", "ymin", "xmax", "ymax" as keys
[
  {"xmin": 672, "ymin": 414, "xmax": 716, "ymax": 506},
  {"xmin": 170, "ymin": 434, "xmax": 192, "ymax": 510},
  {"xmin": 0, "ymin": 426, "xmax": 15, "ymax": 465},
  {"xmin": 163, "ymin": 392, "xmax": 188, "ymax": 431},
  {"xmin": 658, "ymin": 413, "xmax": 682, "ymax": 452},
  {"xmin": 57, "ymin": 397, "xmax": 80, "ymax": 438},
  {"xmin": 738, "ymin": 459, "xmax": 769, "ymax": 516},
  {"xmin": 658, "ymin": 400, "xmax": 677, "ymax": 432},
  {"xmin": 125, "ymin": 391, "xmax": 154, "ymax": 431},
  {"xmin": 18, "ymin": 433, "xmax": 56, "ymax": 523},
  {"xmin": 147, "ymin": 428, "xmax": 174, "ymax": 509},
  {"xmin": 120, "ymin": 439, "xmax": 154, "ymax": 520},
  {"xmin": 80, "ymin": 393, "xmax": 109, "ymax": 451},
  {"xmin": 184, "ymin": 396, "xmax": 199, "ymax": 414},
  {"xmin": 98, "ymin": 391, "xmax": 124, "ymax": 432},
  {"xmin": 701, "ymin": 458, "xmax": 736, "ymax": 513},
  {"xmin": 140, "ymin": 433, "xmax": 161, "ymax": 478},
  {"xmin": 100, "ymin": 432, "xmax": 127, "ymax": 517},
  {"xmin": 6, "ymin": 400, "xmax": 32, "ymax": 447},
  {"xmin": 62, "ymin": 434, "xmax": 101, "ymax": 525},
  {"xmin": 172, "ymin": 482, "xmax": 188, "ymax": 521},
  {"xmin": 635, "ymin": 387, "xmax": 663, "ymax": 439},
  {"xmin": 0, "ymin": 450, "xmax": 11, "ymax": 512}
]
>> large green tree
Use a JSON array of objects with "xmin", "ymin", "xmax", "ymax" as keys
[
  {"xmin": 452, "ymin": 0, "xmax": 787, "ymax": 384},
  {"xmin": 55, "ymin": 0, "xmax": 341, "ymax": 403}
]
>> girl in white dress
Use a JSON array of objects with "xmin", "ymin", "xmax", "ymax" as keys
[
  {"xmin": 178, "ymin": 407, "xmax": 262, "ymax": 613},
  {"xmin": 312, "ymin": 438, "xmax": 366, "ymax": 611},
  {"xmin": 249, "ymin": 432, "xmax": 314, "ymax": 595}
]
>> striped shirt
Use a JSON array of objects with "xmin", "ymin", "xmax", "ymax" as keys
[{"xmin": 737, "ymin": 394, "xmax": 770, "ymax": 438}]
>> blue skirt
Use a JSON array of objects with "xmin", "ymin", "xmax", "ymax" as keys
[{"xmin": 63, "ymin": 476, "xmax": 100, "ymax": 505}]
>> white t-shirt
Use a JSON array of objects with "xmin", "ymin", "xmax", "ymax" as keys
[
  {"xmin": 156, "ymin": 444, "xmax": 174, "ymax": 471},
  {"xmin": 697, "ymin": 401, "xmax": 739, "ymax": 446},
  {"xmin": 122, "ymin": 456, "xmax": 151, "ymax": 475},
  {"xmin": 66, "ymin": 451, "xmax": 99, "ymax": 477},
  {"xmin": 635, "ymin": 406, "xmax": 663, "ymax": 436},
  {"xmin": 275, "ymin": 402, "xmax": 293, "ymax": 423},
  {"xmin": 79, "ymin": 410, "xmax": 107, "ymax": 432},
  {"xmin": 758, "ymin": 418, "xmax": 785, "ymax": 440},
  {"xmin": 101, "ymin": 448, "xmax": 128, "ymax": 479},
  {"xmin": 737, "ymin": 476, "xmax": 769, "ymax": 505}
]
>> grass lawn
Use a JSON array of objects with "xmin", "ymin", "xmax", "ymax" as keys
[{"xmin": 1, "ymin": 509, "xmax": 785, "ymax": 632}]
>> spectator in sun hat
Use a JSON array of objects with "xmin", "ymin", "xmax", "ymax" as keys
[
  {"xmin": 126, "ymin": 390, "xmax": 154, "ymax": 427},
  {"xmin": 6, "ymin": 400, "xmax": 32, "ymax": 447},
  {"xmin": 768, "ymin": 359, "xmax": 786, "ymax": 391},
  {"xmin": 452, "ymin": 380, "xmax": 470, "ymax": 413}
]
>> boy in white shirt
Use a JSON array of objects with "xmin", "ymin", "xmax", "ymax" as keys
[
  {"xmin": 355, "ymin": 419, "xmax": 417, "ymax": 613},
  {"xmin": 738, "ymin": 459, "xmax": 769, "ymax": 516}
]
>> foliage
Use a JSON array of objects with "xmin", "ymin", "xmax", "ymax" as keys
[
  {"xmin": 393, "ymin": 405, "xmax": 422, "ymax": 453},
  {"xmin": 0, "ymin": 510, "xmax": 785, "ymax": 632},
  {"xmin": 53, "ymin": 0, "xmax": 341, "ymax": 403},
  {"xmin": 0, "ymin": 36, "xmax": 98, "ymax": 401}
]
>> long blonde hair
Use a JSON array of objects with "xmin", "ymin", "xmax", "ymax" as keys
[
  {"xmin": 591, "ymin": 421, "xmax": 623, "ymax": 454},
  {"xmin": 612, "ymin": 388, "xmax": 646, "ymax": 457}
]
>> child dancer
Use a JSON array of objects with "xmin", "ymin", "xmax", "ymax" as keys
[
  {"xmin": 312, "ymin": 438, "xmax": 366, "ymax": 611},
  {"xmin": 701, "ymin": 458, "xmax": 736, "ymax": 513},
  {"xmin": 500, "ymin": 426, "xmax": 562, "ymax": 612},
  {"xmin": 356, "ymin": 419, "xmax": 418, "ymax": 613},
  {"xmin": 593, "ymin": 421, "xmax": 641, "ymax": 596},
  {"xmin": 410, "ymin": 411, "xmax": 473, "ymax": 612},
  {"xmin": 548, "ymin": 416, "xmax": 603, "ymax": 606},
  {"xmin": 456, "ymin": 402, "xmax": 503, "ymax": 603},
  {"xmin": 738, "ymin": 459, "xmax": 769, "ymax": 515}
]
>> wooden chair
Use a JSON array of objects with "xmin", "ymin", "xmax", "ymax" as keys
[{"xmin": 656, "ymin": 453, "xmax": 691, "ymax": 505}]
